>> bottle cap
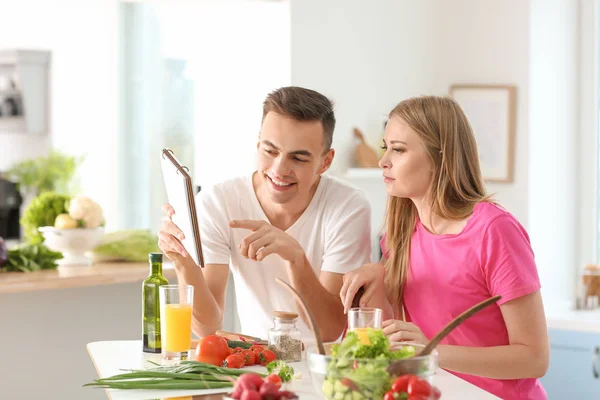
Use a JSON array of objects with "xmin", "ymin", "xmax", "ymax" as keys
[
  {"xmin": 273, "ymin": 310, "xmax": 298, "ymax": 320},
  {"xmin": 149, "ymin": 253, "xmax": 163, "ymax": 263}
]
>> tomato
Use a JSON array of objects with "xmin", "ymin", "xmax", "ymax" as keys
[
  {"xmin": 391, "ymin": 375, "xmax": 411, "ymax": 393},
  {"xmin": 258, "ymin": 349, "xmax": 277, "ymax": 366},
  {"xmin": 264, "ymin": 373, "xmax": 283, "ymax": 389},
  {"xmin": 241, "ymin": 349, "xmax": 256, "ymax": 366},
  {"xmin": 233, "ymin": 347, "xmax": 245, "ymax": 353},
  {"xmin": 383, "ymin": 390, "xmax": 397, "ymax": 400},
  {"xmin": 407, "ymin": 375, "xmax": 432, "ymax": 397},
  {"xmin": 249, "ymin": 345, "xmax": 264, "ymax": 355},
  {"xmin": 195, "ymin": 334, "xmax": 230, "ymax": 366},
  {"xmin": 431, "ymin": 386, "xmax": 442, "ymax": 399},
  {"xmin": 225, "ymin": 353, "xmax": 245, "ymax": 369}
]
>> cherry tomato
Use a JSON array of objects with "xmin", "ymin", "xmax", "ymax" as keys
[
  {"xmin": 431, "ymin": 386, "xmax": 442, "ymax": 399},
  {"xmin": 225, "ymin": 353, "xmax": 245, "ymax": 369},
  {"xmin": 383, "ymin": 390, "xmax": 397, "ymax": 400},
  {"xmin": 195, "ymin": 334, "xmax": 230, "ymax": 366},
  {"xmin": 258, "ymin": 349, "xmax": 277, "ymax": 366},
  {"xmin": 264, "ymin": 373, "xmax": 283, "ymax": 389},
  {"xmin": 249, "ymin": 345, "xmax": 264, "ymax": 352},
  {"xmin": 241, "ymin": 349, "xmax": 256, "ymax": 366},
  {"xmin": 407, "ymin": 375, "xmax": 433, "ymax": 397},
  {"xmin": 391, "ymin": 374, "xmax": 411, "ymax": 393}
]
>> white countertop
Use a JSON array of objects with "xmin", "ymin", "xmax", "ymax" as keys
[
  {"xmin": 86, "ymin": 340, "xmax": 499, "ymax": 400},
  {"xmin": 545, "ymin": 309, "xmax": 600, "ymax": 333}
]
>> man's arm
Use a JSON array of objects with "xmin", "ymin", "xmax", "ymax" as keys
[
  {"xmin": 286, "ymin": 257, "xmax": 346, "ymax": 342},
  {"xmin": 168, "ymin": 253, "xmax": 230, "ymax": 338}
]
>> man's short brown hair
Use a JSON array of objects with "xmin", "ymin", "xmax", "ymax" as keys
[{"xmin": 262, "ymin": 86, "xmax": 335, "ymax": 151}]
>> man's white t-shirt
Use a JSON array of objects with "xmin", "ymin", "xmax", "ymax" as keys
[{"xmin": 196, "ymin": 173, "xmax": 372, "ymax": 342}]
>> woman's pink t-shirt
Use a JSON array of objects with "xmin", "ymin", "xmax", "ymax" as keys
[{"xmin": 381, "ymin": 202, "xmax": 546, "ymax": 400}]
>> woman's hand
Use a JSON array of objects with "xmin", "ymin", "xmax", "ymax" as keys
[
  {"xmin": 339, "ymin": 263, "xmax": 386, "ymax": 312},
  {"xmin": 382, "ymin": 319, "xmax": 429, "ymax": 346}
]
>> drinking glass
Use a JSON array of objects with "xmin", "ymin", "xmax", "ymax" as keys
[{"xmin": 159, "ymin": 285, "xmax": 194, "ymax": 360}]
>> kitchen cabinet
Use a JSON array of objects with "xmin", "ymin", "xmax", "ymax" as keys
[{"xmin": 540, "ymin": 328, "xmax": 600, "ymax": 399}]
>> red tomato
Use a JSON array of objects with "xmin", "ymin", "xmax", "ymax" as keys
[
  {"xmin": 241, "ymin": 349, "xmax": 256, "ymax": 366},
  {"xmin": 264, "ymin": 373, "xmax": 283, "ymax": 389},
  {"xmin": 249, "ymin": 345, "xmax": 264, "ymax": 351},
  {"xmin": 383, "ymin": 390, "xmax": 397, "ymax": 400},
  {"xmin": 431, "ymin": 386, "xmax": 442, "ymax": 399},
  {"xmin": 195, "ymin": 334, "xmax": 230, "ymax": 366},
  {"xmin": 391, "ymin": 375, "xmax": 411, "ymax": 393},
  {"xmin": 258, "ymin": 349, "xmax": 277, "ymax": 366},
  {"xmin": 407, "ymin": 376, "xmax": 433, "ymax": 397},
  {"xmin": 225, "ymin": 353, "xmax": 245, "ymax": 369}
]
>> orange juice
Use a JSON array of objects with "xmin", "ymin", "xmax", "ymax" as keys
[{"xmin": 163, "ymin": 304, "xmax": 192, "ymax": 352}]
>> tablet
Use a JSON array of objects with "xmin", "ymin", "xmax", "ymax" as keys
[{"xmin": 160, "ymin": 148, "xmax": 205, "ymax": 268}]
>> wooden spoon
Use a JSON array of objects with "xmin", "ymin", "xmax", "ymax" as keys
[
  {"xmin": 276, "ymin": 278, "xmax": 326, "ymax": 355},
  {"xmin": 387, "ymin": 295, "xmax": 501, "ymax": 375}
]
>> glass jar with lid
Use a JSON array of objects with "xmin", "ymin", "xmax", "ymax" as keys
[{"xmin": 268, "ymin": 310, "xmax": 302, "ymax": 362}]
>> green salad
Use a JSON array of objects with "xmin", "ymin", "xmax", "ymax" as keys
[{"xmin": 321, "ymin": 328, "xmax": 415, "ymax": 400}]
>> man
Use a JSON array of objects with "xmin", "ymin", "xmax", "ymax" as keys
[{"xmin": 159, "ymin": 86, "xmax": 371, "ymax": 342}]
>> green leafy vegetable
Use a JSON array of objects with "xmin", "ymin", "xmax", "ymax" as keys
[
  {"xmin": 323, "ymin": 328, "xmax": 416, "ymax": 400},
  {"xmin": 92, "ymin": 230, "xmax": 159, "ymax": 262},
  {"xmin": 84, "ymin": 360, "xmax": 263, "ymax": 390},
  {"xmin": 6, "ymin": 150, "xmax": 84, "ymax": 195},
  {"xmin": 20, "ymin": 192, "xmax": 71, "ymax": 243},
  {"xmin": 1, "ymin": 243, "xmax": 63, "ymax": 272},
  {"xmin": 266, "ymin": 360, "xmax": 295, "ymax": 382}
]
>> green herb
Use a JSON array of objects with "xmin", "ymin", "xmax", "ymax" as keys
[
  {"xmin": 84, "ymin": 360, "xmax": 265, "ymax": 390},
  {"xmin": 266, "ymin": 360, "xmax": 295, "ymax": 382},
  {"xmin": 1, "ymin": 243, "xmax": 63, "ymax": 272},
  {"xmin": 20, "ymin": 192, "xmax": 71, "ymax": 243},
  {"xmin": 6, "ymin": 150, "xmax": 84, "ymax": 195}
]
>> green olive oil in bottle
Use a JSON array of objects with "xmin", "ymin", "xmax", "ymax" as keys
[{"xmin": 143, "ymin": 252, "xmax": 169, "ymax": 353}]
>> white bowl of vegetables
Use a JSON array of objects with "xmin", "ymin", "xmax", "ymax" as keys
[
  {"xmin": 307, "ymin": 328, "xmax": 441, "ymax": 400},
  {"xmin": 39, "ymin": 226, "xmax": 104, "ymax": 266}
]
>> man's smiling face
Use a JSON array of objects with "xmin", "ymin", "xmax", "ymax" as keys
[{"xmin": 256, "ymin": 111, "xmax": 334, "ymax": 206}]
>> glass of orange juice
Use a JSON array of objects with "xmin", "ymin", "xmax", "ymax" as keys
[
  {"xmin": 159, "ymin": 285, "xmax": 194, "ymax": 361},
  {"xmin": 348, "ymin": 307, "xmax": 383, "ymax": 344}
]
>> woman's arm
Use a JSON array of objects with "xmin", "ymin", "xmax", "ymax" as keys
[
  {"xmin": 340, "ymin": 261, "xmax": 394, "ymax": 319},
  {"xmin": 384, "ymin": 291, "xmax": 549, "ymax": 379},
  {"xmin": 438, "ymin": 291, "xmax": 549, "ymax": 379}
]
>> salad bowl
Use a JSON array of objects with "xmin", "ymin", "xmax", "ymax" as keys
[{"xmin": 307, "ymin": 330, "xmax": 438, "ymax": 400}]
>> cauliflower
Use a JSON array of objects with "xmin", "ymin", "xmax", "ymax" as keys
[{"xmin": 68, "ymin": 195, "xmax": 104, "ymax": 229}]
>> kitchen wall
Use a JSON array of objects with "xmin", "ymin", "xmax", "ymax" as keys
[
  {"xmin": 0, "ymin": 0, "xmax": 122, "ymax": 231},
  {"xmin": 291, "ymin": 0, "xmax": 530, "ymax": 226}
]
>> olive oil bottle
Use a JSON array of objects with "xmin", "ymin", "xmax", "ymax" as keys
[{"xmin": 142, "ymin": 252, "xmax": 169, "ymax": 353}]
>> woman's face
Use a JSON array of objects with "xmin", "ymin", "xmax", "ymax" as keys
[{"xmin": 379, "ymin": 116, "xmax": 434, "ymax": 199}]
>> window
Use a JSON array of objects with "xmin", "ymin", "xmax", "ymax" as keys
[{"xmin": 119, "ymin": 0, "xmax": 291, "ymax": 231}]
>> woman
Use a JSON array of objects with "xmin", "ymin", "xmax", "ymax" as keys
[{"xmin": 340, "ymin": 96, "xmax": 549, "ymax": 399}]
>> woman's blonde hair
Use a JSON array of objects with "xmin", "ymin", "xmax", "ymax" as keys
[{"xmin": 384, "ymin": 96, "xmax": 491, "ymax": 310}]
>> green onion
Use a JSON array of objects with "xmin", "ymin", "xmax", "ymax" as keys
[{"xmin": 84, "ymin": 360, "xmax": 265, "ymax": 390}]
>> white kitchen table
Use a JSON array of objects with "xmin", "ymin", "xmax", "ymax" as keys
[{"xmin": 86, "ymin": 341, "xmax": 499, "ymax": 400}]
